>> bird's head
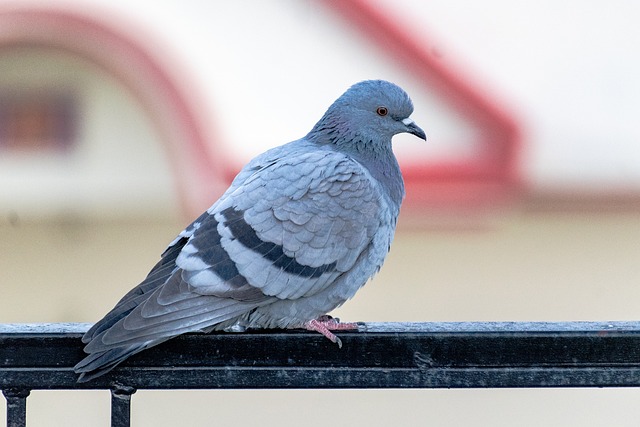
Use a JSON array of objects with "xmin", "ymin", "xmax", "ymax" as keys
[{"xmin": 308, "ymin": 80, "xmax": 426, "ymax": 151}]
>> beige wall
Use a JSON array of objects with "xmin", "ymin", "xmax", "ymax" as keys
[{"xmin": 4, "ymin": 210, "xmax": 639, "ymax": 324}]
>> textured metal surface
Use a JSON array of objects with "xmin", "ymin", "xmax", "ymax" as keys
[
  {"xmin": 110, "ymin": 385, "xmax": 136, "ymax": 427},
  {"xmin": 3, "ymin": 388, "xmax": 29, "ymax": 427},
  {"xmin": 2, "ymin": 322, "xmax": 640, "ymax": 390}
]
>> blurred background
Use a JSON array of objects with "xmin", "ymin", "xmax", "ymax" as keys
[{"xmin": 1, "ymin": 0, "xmax": 640, "ymax": 425}]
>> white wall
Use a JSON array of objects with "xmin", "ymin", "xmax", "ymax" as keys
[
  {"xmin": 3, "ymin": 1, "xmax": 640, "ymax": 218},
  {"xmin": 5, "ymin": 0, "xmax": 639, "ymax": 196},
  {"xmin": 10, "ymin": 0, "xmax": 636, "ymax": 191}
]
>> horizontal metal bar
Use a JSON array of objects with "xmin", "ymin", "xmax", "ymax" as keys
[{"xmin": 2, "ymin": 322, "xmax": 640, "ymax": 390}]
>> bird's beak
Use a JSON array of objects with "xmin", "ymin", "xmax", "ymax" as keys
[{"xmin": 402, "ymin": 118, "xmax": 426, "ymax": 140}]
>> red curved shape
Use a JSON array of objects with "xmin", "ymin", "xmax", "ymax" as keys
[
  {"xmin": 0, "ymin": 7, "xmax": 225, "ymax": 216},
  {"xmin": 320, "ymin": 0, "xmax": 523, "ymax": 210}
]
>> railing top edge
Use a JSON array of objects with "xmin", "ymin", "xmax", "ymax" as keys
[
  {"xmin": 0, "ymin": 323, "xmax": 92, "ymax": 334},
  {"xmin": 365, "ymin": 321, "xmax": 640, "ymax": 333},
  {"xmin": 2, "ymin": 321, "xmax": 640, "ymax": 335}
]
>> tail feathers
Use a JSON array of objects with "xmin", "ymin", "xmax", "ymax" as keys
[
  {"xmin": 74, "ymin": 341, "xmax": 157, "ymax": 383},
  {"xmin": 81, "ymin": 292, "xmax": 154, "ymax": 344},
  {"xmin": 74, "ymin": 302, "xmax": 257, "ymax": 382}
]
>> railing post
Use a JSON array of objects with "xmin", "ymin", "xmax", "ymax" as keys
[
  {"xmin": 111, "ymin": 384, "xmax": 136, "ymax": 427},
  {"xmin": 3, "ymin": 388, "xmax": 30, "ymax": 427}
]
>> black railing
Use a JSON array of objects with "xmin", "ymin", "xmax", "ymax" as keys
[{"xmin": 3, "ymin": 321, "xmax": 640, "ymax": 427}]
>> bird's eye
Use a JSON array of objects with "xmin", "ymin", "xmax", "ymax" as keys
[{"xmin": 376, "ymin": 106, "xmax": 388, "ymax": 116}]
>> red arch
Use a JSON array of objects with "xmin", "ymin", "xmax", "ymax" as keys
[{"xmin": 0, "ymin": 7, "xmax": 226, "ymax": 216}]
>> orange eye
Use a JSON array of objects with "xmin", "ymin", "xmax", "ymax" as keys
[{"xmin": 376, "ymin": 106, "xmax": 388, "ymax": 116}]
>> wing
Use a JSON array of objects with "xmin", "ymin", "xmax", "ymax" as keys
[
  {"xmin": 179, "ymin": 148, "xmax": 383, "ymax": 301},
  {"xmin": 75, "ymin": 144, "xmax": 383, "ymax": 381}
]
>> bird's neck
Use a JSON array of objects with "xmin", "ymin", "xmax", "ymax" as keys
[{"xmin": 349, "ymin": 143, "xmax": 405, "ymax": 211}]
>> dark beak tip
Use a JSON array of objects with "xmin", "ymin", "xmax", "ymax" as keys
[{"xmin": 409, "ymin": 124, "xmax": 426, "ymax": 141}]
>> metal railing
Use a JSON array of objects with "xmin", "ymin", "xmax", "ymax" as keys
[{"xmin": 3, "ymin": 321, "xmax": 640, "ymax": 427}]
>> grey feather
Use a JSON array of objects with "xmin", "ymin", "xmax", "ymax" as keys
[{"xmin": 75, "ymin": 80, "xmax": 426, "ymax": 382}]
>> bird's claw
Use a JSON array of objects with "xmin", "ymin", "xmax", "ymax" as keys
[{"xmin": 304, "ymin": 316, "xmax": 360, "ymax": 348}]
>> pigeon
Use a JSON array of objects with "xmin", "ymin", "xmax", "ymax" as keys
[{"xmin": 75, "ymin": 79, "xmax": 426, "ymax": 382}]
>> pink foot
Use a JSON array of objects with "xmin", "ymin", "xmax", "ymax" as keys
[{"xmin": 304, "ymin": 316, "xmax": 360, "ymax": 348}]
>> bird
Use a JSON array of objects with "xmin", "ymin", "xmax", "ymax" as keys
[{"xmin": 74, "ymin": 79, "xmax": 426, "ymax": 382}]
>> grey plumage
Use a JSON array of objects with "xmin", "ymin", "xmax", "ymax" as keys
[{"xmin": 75, "ymin": 80, "xmax": 426, "ymax": 381}]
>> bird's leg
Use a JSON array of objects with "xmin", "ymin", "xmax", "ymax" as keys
[{"xmin": 304, "ymin": 315, "xmax": 360, "ymax": 348}]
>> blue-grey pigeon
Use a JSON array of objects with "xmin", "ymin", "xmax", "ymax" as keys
[{"xmin": 75, "ymin": 80, "xmax": 425, "ymax": 382}]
